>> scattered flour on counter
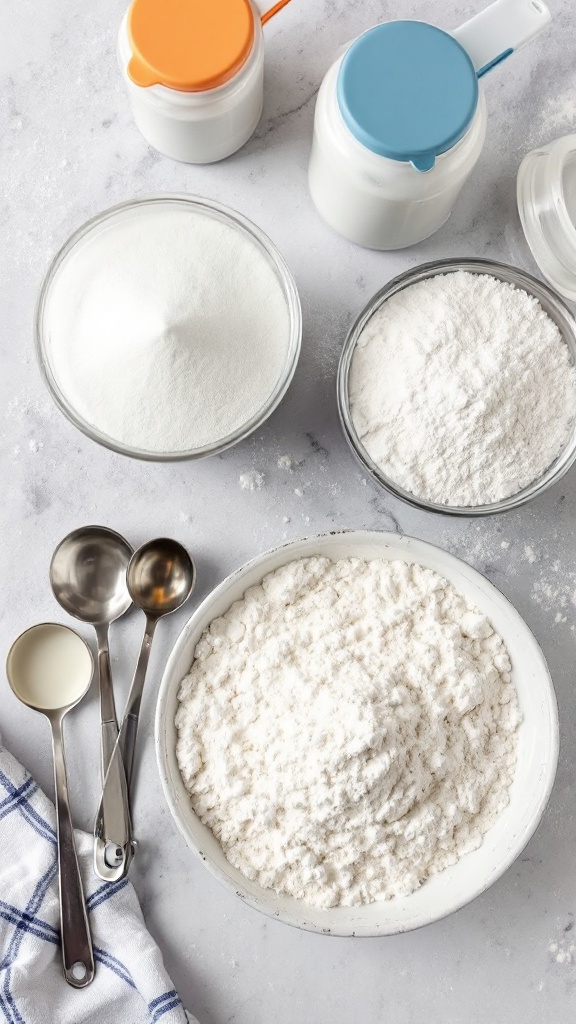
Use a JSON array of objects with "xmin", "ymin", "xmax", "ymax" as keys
[
  {"xmin": 28, "ymin": 440, "xmax": 43, "ymax": 453},
  {"xmin": 521, "ymin": 86, "xmax": 576, "ymax": 153},
  {"xmin": 524, "ymin": 545, "xmax": 536, "ymax": 564},
  {"xmin": 349, "ymin": 272, "xmax": 576, "ymax": 507},
  {"xmin": 444, "ymin": 524, "xmax": 576, "ymax": 627},
  {"xmin": 277, "ymin": 454, "xmax": 296, "ymax": 471},
  {"xmin": 238, "ymin": 470, "xmax": 265, "ymax": 492},
  {"xmin": 294, "ymin": 487, "xmax": 304, "ymax": 497},
  {"xmin": 176, "ymin": 556, "xmax": 520, "ymax": 908},
  {"xmin": 546, "ymin": 89, "xmax": 576, "ymax": 130},
  {"xmin": 549, "ymin": 938, "xmax": 576, "ymax": 965}
]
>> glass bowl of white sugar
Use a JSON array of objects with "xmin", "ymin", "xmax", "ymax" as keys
[
  {"xmin": 36, "ymin": 195, "xmax": 302, "ymax": 461},
  {"xmin": 338, "ymin": 258, "xmax": 576, "ymax": 516}
]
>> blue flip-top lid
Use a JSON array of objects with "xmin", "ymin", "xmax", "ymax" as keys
[{"xmin": 337, "ymin": 21, "xmax": 479, "ymax": 171}]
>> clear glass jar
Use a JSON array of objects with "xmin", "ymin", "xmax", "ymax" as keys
[{"xmin": 517, "ymin": 134, "xmax": 576, "ymax": 302}]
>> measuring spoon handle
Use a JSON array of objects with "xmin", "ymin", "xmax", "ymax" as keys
[
  {"xmin": 93, "ymin": 615, "xmax": 157, "ymax": 879},
  {"xmin": 92, "ymin": 623, "xmax": 133, "ymax": 882},
  {"xmin": 50, "ymin": 714, "xmax": 94, "ymax": 988},
  {"xmin": 120, "ymin": 614, "xmax": 157, "ymax": 792},
  {"xmin": 94, "ymin": 623, "xmax": 120, "ymax": 776}
]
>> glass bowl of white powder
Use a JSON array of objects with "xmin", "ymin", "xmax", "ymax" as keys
[
  {"xmin": 36, "ymin": 195, "xmax": 301, "ymax": 460},
  {"xmin": 338, "ymin": 259, "xmax": 576, "ymax": 515},
  {"xmin": 155, "ymin": 530, "xmax": 558, "ymax": 936}
]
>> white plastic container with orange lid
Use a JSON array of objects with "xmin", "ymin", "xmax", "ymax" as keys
[
  {"xmin": 308, "ymin": 0, "xmax": 551, "ymax": 250},
  {"xmin": 118, "ymin": 0, "xmax": 291, "ymax": 163}
]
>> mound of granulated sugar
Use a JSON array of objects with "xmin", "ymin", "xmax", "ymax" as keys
[
  {"xmin": 44, "ymin": 204, "xmax": 290, "ymax": 453},
  {"xmin": 176, "ymin": 556, "xmax": 520, "ymax": 908},
  {"xmin": 349, "ymin": 271, "xmax": 576, "ymax": 506}
]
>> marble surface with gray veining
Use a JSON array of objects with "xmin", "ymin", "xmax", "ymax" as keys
[{"xmin": 2, "ymin": 0, "xmax": 576, "ymax": 1020}]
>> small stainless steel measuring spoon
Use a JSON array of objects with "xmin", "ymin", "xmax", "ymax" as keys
[
  {"xmin": 50, "ymin": 527, "xmax": 134, "ymax": 881},
  {"xmin": 95, "ymin": 539, "xmax": 195, "ymax": 878},
  {"xmin": 6, "ymin": 623, "xmax": 95, "ymax": 988}
]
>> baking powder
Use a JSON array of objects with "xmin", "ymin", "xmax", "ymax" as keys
[
  {"xmin": 176, "ymin": 556, "xmax": 520, "ymax": 908},
  {"xmin": 349, "ymin": 271, "xmax": 576, "ymax": 506}
]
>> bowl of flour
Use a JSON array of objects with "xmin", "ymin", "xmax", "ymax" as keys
[
  {"xmin": 156, "ymin": 531, "xmax": 558, "ymax": 936},
  {"xmin": 338, "ymin": 259, "xmax": 576, "ymax": 515},
  {"xmin": 36, "ymin": 195, "xmax": 301, "ymax": 460}
]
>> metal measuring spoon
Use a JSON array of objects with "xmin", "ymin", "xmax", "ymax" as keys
[
  {"xmin": 50, "ymin": 526, "xmax": 134, "ymax": 881},
  {"xmin": 6, "ymin": 623, "xmax": 95, "ymax": 989},
  {"xmin": 95, "ymin": 539, "xmax": 195, "ymax": 877}
]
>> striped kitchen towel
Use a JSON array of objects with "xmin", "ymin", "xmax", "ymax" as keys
[{"xmin": 0, "ymin": 740, "xmax": 198, "ymax": 1024}]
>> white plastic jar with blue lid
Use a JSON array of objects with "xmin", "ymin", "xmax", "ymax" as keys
[{"xmin": 308, "ymin": 0, "xmax": 551, "ymax": 250}]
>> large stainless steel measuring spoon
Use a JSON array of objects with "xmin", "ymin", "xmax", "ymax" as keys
[
  {"xmin": 6, "ymin": 623, "xmax": 95, "ymax": 988},
  {"xmin": 95, "ymin": 539, "xmax": 195, "ymax": 879},
  {"xmin": 50, "ymin": 526, "xmax": 134, "ymax": 881}
]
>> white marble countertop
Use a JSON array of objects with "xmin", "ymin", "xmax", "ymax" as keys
[{"xmin": 2, "ymin": 0, "xmax": 576, "ymax": 1020}]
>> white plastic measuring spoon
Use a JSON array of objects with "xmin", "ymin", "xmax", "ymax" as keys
[{"xmin": 6, "ymin": 623, "xmax": 95, "ymax": 988}]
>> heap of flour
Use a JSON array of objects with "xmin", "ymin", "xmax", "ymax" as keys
[
  {"xmin": 45, "ymin": 204, "xmax": 290, "ymax": 453},
  {"xmin": 176, "ymin": 556, "xmax": 520, "ymax": 908},
  {"xmin": 349, "ymin": 271, "xmax": 576, "ymax": 506}
]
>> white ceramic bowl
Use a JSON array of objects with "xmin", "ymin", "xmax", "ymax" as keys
[{"xmin": 155, "ymin": 531, "xmax": 558, "ymax": 936}]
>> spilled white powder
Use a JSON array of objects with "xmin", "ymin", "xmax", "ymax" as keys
[
  {"xmin": 238, "ymin": 470, "xmax": 264, "ymax": 491},
  {"xmin": 546, "ymin": 89, "xmax": 576, "ymax": 130},
  {"xmin": 549, "ymin": 938, "xmax": 576, "ymax": 964},
  {"xmin": 176, "ymin": 556, "xmax": 520, "ymax": 908},
  {"xmin": 45, "ymin": 206, "xmax": 290, "ymax": 453},
  {"xmin": 277, "ymin": 453, "xmax": 296, "ymax": 471},
  {"xmin": 349, "ymin": 272, "xmax": 576, "ymax": 507}
]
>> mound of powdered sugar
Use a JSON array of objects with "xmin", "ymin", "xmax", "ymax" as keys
[
  {"xmin": 349, "ymin": 271, "xmax": 576, "ymax": 507},
  {"xmin": 176, "ymin": 556, "xmax": 520, "ymax": 908}
]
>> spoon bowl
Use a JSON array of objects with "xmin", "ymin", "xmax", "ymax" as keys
[
  {"xmin": 6, "ymin": 623, "xmax": 95, "ymax": 988},
  {"xmin": 50, "ymin": 526, "xmax": 133, "ymax": 625},
  {"xmin": 127, "ymin": 538, "xmax": 196, "ymax": 617},
  {"xmin": 7, "ymin": 622, "xmax": 93, "ymax": 711}
]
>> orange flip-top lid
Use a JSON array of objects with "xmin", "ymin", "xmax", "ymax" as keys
[{"xmin": 127, "ymin": 0, "xmax": 256, "ymax": 92}]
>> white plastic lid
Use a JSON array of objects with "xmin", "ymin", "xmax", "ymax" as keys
[{"xmin": 517, "ymin": 133, "xmax": 576, "ymax": 301}]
